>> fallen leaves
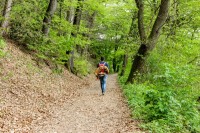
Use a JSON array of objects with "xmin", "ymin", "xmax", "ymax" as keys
[{"xmin": 0, "ymin": 41, "xmax": 89, "ymax": 132}]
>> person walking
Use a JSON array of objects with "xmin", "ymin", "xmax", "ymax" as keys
[{"xmin": 95, "ymin": 57, "xmax": 109, "ymax": 95}]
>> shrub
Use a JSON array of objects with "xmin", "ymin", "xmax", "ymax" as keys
[
  {"xmin": 74, "ymin": 57, "xmax": 92, "ymax": 77},
  {"xmin": 0, "ymin": 38, "xmax": 6, "ymax": 58},
  {"xmin": 119, "ymin": 79, "xmax": 200, "ymax": 133}
]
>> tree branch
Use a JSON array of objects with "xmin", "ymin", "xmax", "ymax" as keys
[
  {"xmin": 135, "ymin": 0, "xmax": 146, "ymax": 43},
  {"xmin": 148, "ymin": 0, "xmax": 170, "ymax": 50}
]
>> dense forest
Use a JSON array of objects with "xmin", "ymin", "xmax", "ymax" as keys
[{"xmin": 0, "ymin": 0, "xmax": 200, "ymax": 132}]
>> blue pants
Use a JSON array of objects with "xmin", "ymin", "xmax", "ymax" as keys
[{"xmin": 99, "ymin": 75, "xmax": 107, "ymax": 93}]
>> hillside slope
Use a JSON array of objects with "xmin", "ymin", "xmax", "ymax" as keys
[{"xmin": 0, "ymin": 40, "xmax": 89, "ymax": 132}]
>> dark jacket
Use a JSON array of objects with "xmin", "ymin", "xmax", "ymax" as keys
[{"xmin": 97, "ymin": 61, "xmax": 109, "ymax": 68}]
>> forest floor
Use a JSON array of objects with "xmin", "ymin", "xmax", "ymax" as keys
[{"xmin": 0, "ymin": 40, "xmax": 143, "ymax": 133}]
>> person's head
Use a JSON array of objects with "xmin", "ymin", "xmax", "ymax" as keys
[{"xmin": 100, "ymin": 57, "xmax": 104, "ymax": 61}]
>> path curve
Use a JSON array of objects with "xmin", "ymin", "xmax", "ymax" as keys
[{"xmin": 35, "ymin": 74, "xmax": 141, "ymax": 133}]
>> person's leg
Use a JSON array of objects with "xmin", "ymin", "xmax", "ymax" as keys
[
  {"xmin": 99, "ymin": 76, "xmax": 104, "ymax": 93},
  {"xmin": 102, "ymin": 75, "xmax": 107, "ymax": 94}
]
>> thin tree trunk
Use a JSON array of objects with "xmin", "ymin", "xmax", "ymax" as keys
[
  {"xmin": 66, "ymin": 0, "xmax": 75, "ymax": 24},
  {"xmin": 65, "ymin": 2, "xmax": 75, "ymax": 71},
  {"xmin": 113, "ymin": 44, "xmax": 118, "ymax": 72},
  {"xmin": 120, "ymin": 54, "xmax": 128, "ymax": 76},
  {"xmin": 128, "ymin": 11, "xmax": 138, "ymax": 39},
  {"xmin": 73, "ymin": 0, "xmax": 83, "ymax": 53},
  {"xmin": 170, "ymin": 0, "xmax": 179, "ymax": 36},
  {"xmin": 148, "ymin": 0, "xmax": 170, "ymax": 51},
  {"xmin": 113, "ymin": 58, "xmax": 116, "ymax": 72},
  {"xmin": 87, "ymin": 12, "xmax": 96, "ymax": 29},
  {"xmin": 69, "ymin": 51, "xmax": 75, "ymax": 74},
  {"xmin": 84, "ymin": 11, "xmax": 96, "ymax": 57},
  {"xmin": 57, "ymin": 1, "xmax": 63, "ymax": 36},
  {"xmin": 191, "ymin": 29, "xmax": 196, "ymax": 41},
  {"xmin": 68, "ymin": 0, "xmax": 83, "ymax": 74},
  {"xmin": 42, "ymin": 0, "xmax": 57, "ymax": 36},
  {"xmin": 135, "ymin": 0, "xmax": 146, "ymax": 44},
  {"xmin": 120, "ymin": 11, "xmax": 137, "ymax": 76},
  {"xmin": 1, "ymin": 0, "xmax": 12, "ymax": 36},
  {"xmin": 126, "ymin": 0, "xmax": 170, "ymax": 84}
]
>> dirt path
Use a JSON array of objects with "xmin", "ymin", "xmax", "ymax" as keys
[
  {"xmin": 0, "ymin": 41, "xmax": 142, "ymax": 133},
  {"xmin": 35, "ymin": 74, "xmax": 141, "ymax": 133}
]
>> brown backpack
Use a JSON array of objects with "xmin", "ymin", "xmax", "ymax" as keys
[{"xmin": 95, "ymin": 62, "xmax": 109, "ymax": 77}]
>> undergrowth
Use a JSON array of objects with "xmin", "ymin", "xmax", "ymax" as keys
[
  {"xmin": 119, "ymin": 81, "xmax": 200, "ymax": 133},
  {"xmin": 0, "ymin": 38, "xmax": 6, "ymax": 58},
  {"xmin": 119, "ymin": 37, "xmax": 200, "ymax": 133}
]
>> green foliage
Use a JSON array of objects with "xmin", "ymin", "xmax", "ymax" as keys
[
  {"xmin": 0, "ymin": 0, "xmax": 5, "ymax": 23},
  {"xmin": 90, "ymin": 0, "xmax": 135, "ymax": 68},
  {"xmin": 120, "ymin": 81, "xmax": 200, "ymax": 133},
  {"xmin": 52, "ymin": 67, "xmax": 63, "ymax": 74},
  {"xmin": 9, "ymin": 0, "xmax": 45, "ymax": 45},
  {"xmin": 142, "ymin": 88, "xmax": 200, "ymax": 133},
  {"xmin": 1, "ymin": 0, "xmax": 200, "ymax": 132},
  {"xmin": 74, "ymin": 57, "xmax": 91, "ymax": 76},
  {"xmin": 119, "ymin": 3, "xmax": 200, "ymax": 130},
  {"xmin": 29, "ymin": 36, "xmax": 72, "ymax": 67},
  {"xmin": 6, "ymin": 0, "xmax": 101, "ymax": 76},
  {"xmin": 0, "ymin": 38, "xmax": 6, "ymax": 58}
]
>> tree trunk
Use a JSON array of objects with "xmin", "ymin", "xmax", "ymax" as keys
[
  {"xmin": 113, "ymin": 44, "xmax": 118, "ymax": 72},
  {"xmin": 1, "ymin": 0, "xmax": 12, "ymax": 36},
  {"xmin": 73, "ymin": 0, "xmax": 83, "ymax": 53},
  {"xmin": 126, "ymin": 0, "xmax": 170, "ymax": 84},
  {"xmin": 66, "ymin": 2, "xmax": 75, "ymax": 24},
  {"xmin": 120, "ymin": 11, "xmax": 137, "ymax": 76},
  {"xmin": 113, "ymin": 58, "xmax": 116, "ymax": 72},
  {"xmin": 83, "ymin": 11, "xmax": 96, "ymax": 58},
  {"xmin": 65, "ymin": 2, "xmax": 75, "ymax": 71},
  {"xmin": 170, "ymin": 0, "xmax": 179, "ymax": 36},
  {"xmin": 87, "ymin": 11, "xmax": 96, "ymax": 29},
  {"xmin": 135, "ymin": 0, "xmax": 146, "ymax": 43},
  {"xmin": 42, "ymin": 0, "xmax": 57, "ymax": 36},
  {"xmin": 68, "ymin": 0, "xmax": 83, "ymax": 74},
  {"xmin": 120, "ymin": 54, "xmax": 128, "ymax": 76},
  {"xmin": 126, "ymin": 44, "xmax": 148, "ymax": 83},
  {"xmin": 72, "ymin": 0, "xmax": 82, "ymax": 31},
  {"xmin": 69, "ymin": 51, "xmax": 75, "ymax": 74}
]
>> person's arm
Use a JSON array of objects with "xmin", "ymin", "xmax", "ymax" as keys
[
  {"xmin": 105, "ymin": 62, "xmax": 109, "ymax": 74},
  {"xmin": 105, "ymin": 62, "xmax": 109, "ymax": 69}
]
